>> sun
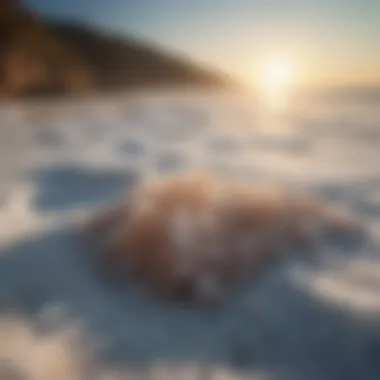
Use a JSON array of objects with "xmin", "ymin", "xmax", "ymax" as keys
[
  {"xmin": 263, "ymin": 58, "xmax": 293, "ymax": 89},
  {"xmin": 260, "ymin": 56, "xmax": 294, "ymax": 91},
  {"xmin": 255, "ymin": 55, "xmax": 295, "ymax": 109}
]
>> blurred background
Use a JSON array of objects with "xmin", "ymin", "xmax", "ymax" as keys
[
  {"xmin": 0, "ymin": 1, "xmax": 380, "ymax": 380},
  {"xmin": 2, "ymin": 0, "xmax": 379, "ymax": 98}
]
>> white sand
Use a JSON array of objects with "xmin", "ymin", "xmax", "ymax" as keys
[{"xmin": 0, "ymin": 90, "xmax": 379, "ymax": 380}]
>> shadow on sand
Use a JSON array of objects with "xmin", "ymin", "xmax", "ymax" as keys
[{"xmin": 30, "ymin": 165, "xmax": 139, "ymax": 212}]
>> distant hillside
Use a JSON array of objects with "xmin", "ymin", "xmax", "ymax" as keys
[
  {"xmin": 0, "ymin": 0, "xmax": 94, "ymax": 97},
  {"xmin": 0, "ymin": 0, "xmax": 231, "ymax": 98}
]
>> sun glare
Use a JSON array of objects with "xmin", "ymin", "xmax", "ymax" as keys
[
  {"xmin": 263, "ymin": 58, "xmax": 293, "ymax": 89},
  {"xmin": 256, "ymin": 55, "xmax": 295, "ymax": 109}
]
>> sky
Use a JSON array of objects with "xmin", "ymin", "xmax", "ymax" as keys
[{"xmin": 24, "ymin": 0, "xmax": 380, "ymax": 88}]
